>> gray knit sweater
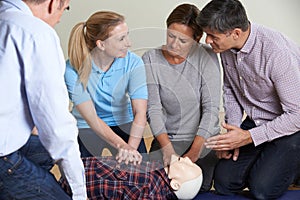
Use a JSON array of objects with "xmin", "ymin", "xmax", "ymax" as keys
[{"xmin": 142, "ymin": 43, "xmax": 221, "ymax": 142}]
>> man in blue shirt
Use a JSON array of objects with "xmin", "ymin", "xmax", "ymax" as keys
[{"xmin": 0, "ymin": 0, "xmax": 87, "ymax": 199}]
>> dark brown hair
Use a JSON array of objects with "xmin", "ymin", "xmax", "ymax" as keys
[{"xmin": 166, "ymin": 3, "xmax": 203, "ymax": 40}]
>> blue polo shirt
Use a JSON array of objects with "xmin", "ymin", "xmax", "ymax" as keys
[{"xmin": 65, "ymin": 51, "xmax": 148, "ymax": 128}]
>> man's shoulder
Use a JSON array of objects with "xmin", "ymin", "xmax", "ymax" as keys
[{"xmin": 1, "ymin": 10, "xmax": 56, "ymax": 40}]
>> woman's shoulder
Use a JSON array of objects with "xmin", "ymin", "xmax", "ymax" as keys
[
  {"xmin": 65, "ymin": 59, "xmax": 79, "ymax": 78},
  {"xmin": 142, "ymin": 47, "xmax": 161, "ymax": 57},
  {"xmin": 122, "ymin": 50, "xmax": 143, "ymax": 63},
  {"xmin": 141, "ymin": 47, "xmax": 164, "ymax": 64},
  {"xmin": 125, "ymin": 50, "xmax": 144, "ymax": 59},
  {"xmin": 194, "ymin": 43, "xmax": 215, "ymax": 55},
  {"xmin": 65, "ymin": 60, "xmax": 77, "ymax": 72},
  {"xmin": 192, "ymin": 43, "xmax": 218, "ymax": 61}
]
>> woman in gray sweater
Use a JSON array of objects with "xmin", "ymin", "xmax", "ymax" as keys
[{"xmin": 142, "ymin": 3, "xmax": 221, "ymax": 192}]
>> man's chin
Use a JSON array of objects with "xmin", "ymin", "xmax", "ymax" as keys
[{"xmin": 212, "ymin": 48, "xmax": 222, "ymax": 53}]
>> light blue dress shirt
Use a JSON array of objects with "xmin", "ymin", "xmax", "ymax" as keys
[
  {"xmin": 65, "ymin": 51, "xmax": 148, "ymax": 128},
  {"xmin": 0, "ymin": 0, "xmax": 86, "ymax": 199}
]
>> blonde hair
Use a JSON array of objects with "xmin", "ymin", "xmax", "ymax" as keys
[{"xmin": 68, "ymin": 11, "xmax": 125, "ymax": 88}]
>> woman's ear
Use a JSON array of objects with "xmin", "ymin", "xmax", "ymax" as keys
[
  {"xmin": 96, "ymin": 40, "xmax": 105, "ymax": 51},
  {"xmin": 170, "ymin": 179, "xmax": 181, "ymax": 191}
]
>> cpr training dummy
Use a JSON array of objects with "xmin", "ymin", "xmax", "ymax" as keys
[{"xmin": 60, "ymin": 154, "xmax": 202, "ymax": 199}]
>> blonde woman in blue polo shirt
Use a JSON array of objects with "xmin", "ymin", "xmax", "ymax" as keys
[{"xmin": 64, "ymin": 11, "xmax": 148, "ymax": 164}]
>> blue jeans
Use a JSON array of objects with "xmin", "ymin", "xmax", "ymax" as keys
[
  {"xmin": 214, "ymin": 117, "xmax": 300, "ymax": 199},
  {"xmin": 0, "ymin": 135, "xmax": 71, "ymax": 200}
]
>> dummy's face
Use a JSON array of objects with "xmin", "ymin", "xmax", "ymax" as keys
[
  {"xmin": 203, "ymin": 28, "xmax": 235, "ymax": 53},
  {"xmin": 165, "ymin": 23, "xmax": 195, "ymax": 58},
  {"xmin": 101, "ymin": 22, "xmax": 131, "ymax": 58},
  {"xmin": 168, "ymin": 156, "xmax": 201, "ymax": 185}
]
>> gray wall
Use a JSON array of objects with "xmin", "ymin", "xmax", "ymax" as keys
[{"xmin": 55, "ymin": 0, "xmax": 300, "ymax": 58}]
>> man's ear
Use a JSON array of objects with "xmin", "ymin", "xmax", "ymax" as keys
[
  {"xmin": 48, "ymin": 0, "xmax": 59, "ymax": 14},
  {"xmin": 170, "ymin": 179, "xmax": 181, "ymax": 191},
  {"xmin": 232, "ymin": 28, "xmax": 242, "ymax": 40},
  {"xmin": 195, "ymin": 33, "xmax": 203, "ymax": 43}
]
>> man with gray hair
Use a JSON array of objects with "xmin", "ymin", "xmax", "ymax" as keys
[
  {"xmin": 0, "ymin": 0, "xmax": 87, "ymax": 199},
  {"xmin": 197, "ymin": 0, "xmax": 300, "ymax": 199}
]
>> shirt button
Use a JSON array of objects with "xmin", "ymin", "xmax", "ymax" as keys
[
  {"xmin": 7, "ymin": 169, "xmax": 12, "ymax": 174},
  {"xmin": 3, "ymin": 157, "xmax": 7, "ymax": 161},
  {"xmin": 239, "ymin": 76, "xmax": 243, "ymax": 80},
  {"xmin": 256, "ymin": 120, "xmax": 260, "ymax": 124}
]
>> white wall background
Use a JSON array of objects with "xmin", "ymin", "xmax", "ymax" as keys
[{"xmin": 55, "ymin": 0, "xmax": 300, "ymax": 58}]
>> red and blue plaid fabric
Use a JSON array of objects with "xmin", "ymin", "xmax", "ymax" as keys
[{"xmin": 60, "ymin": 157, "xmax": 177, "ymax": 200}]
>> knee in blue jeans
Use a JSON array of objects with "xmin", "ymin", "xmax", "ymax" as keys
[
  {"xmin": 214, "ymin": 183, "xmax": 232, "ymax": 195},
  {"xmin": 214, "ymin": 171, "xmax": 246, "ymax": 195},
  {"xmin": 250, "ymin": 182, "xmax": 282, "ymax": 200},
  {"xmin": 251, "ymin": 187, "xmax": 273, "ymax": 200},
  {"xmin": 214, "ymin": 177, "xmax": 238, "ymax": 195}
]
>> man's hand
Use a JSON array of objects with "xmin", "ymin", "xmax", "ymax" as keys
[
  {"xmin": 216, "ymin": 149, "xmax": 240, "ymax": 161},
  {"xmin": 205, "ymin": 122, "xmax": 253, "ymax": 151}
]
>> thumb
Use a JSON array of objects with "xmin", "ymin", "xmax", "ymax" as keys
[
  {"xmin": 222, "ymin": 122, "xmax": 238, "ymax": 131},
  {"xmin": 233, "ymin": 148, "xmax": 239, "ymax": 161}
]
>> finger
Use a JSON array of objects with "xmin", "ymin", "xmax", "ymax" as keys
[
  {"xmin": 222, "ymin": 122, "xmax": 238, "ymax": 131},
  {"xmin": 124, "ymin": 156, "xmax": 129, "ymax": 165},
  {"xmin": 207, "ymin": 143, "xmax": 233, "ymax": 151},
  {"xmin": 132, "ymin": 156, "xmax": 137, "ymax": 166},
  {"xmin": 133, "ymin": 152, "xmax": 142, "ymax": 165},
  {"xmin": 120, "ymin": 149, "xmax": 129, "ymax": 164},
  {"xmin": 233, "ymin": 148, "xmax": 239, "ymax": 161},
  {"xmin": 205, "ymin": 139, "xmax": 228, "ymax": 149},
  {"xmin": 115, "ymin": 149, "xmax": 123, "ymax": 162},
  {"xmin": 137, "ymin": 152, "xmax": 142, "ymax": 165},
  {"xmin": 216, "ymin": 151, "xmax": 222, "ymax": 159},
  {"xmin": 221, "ymin": 151, "xmax": 232, "ymax": 159},
  {"xmin": 123, "ymin": 149, "xmax": 129, "ymax": 165},
  {"xmin": 137, "ymin": 155, "xmax": 142, "ymax": 165},
  {"xmin": 223, "ymin": 153, "xmax": 232, "ymax": 159},
  {"xmin": 206, "ymin": 133, "xmax": 231, "ymax": 143},
  {"xmin": 205, "ymin": 135, "xmax": 220, "ymax": 142}
]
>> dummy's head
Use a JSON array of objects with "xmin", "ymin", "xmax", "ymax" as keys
[{"xmin": 167, "ymin": 155, "xmax": 203, "ymax": 199}]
